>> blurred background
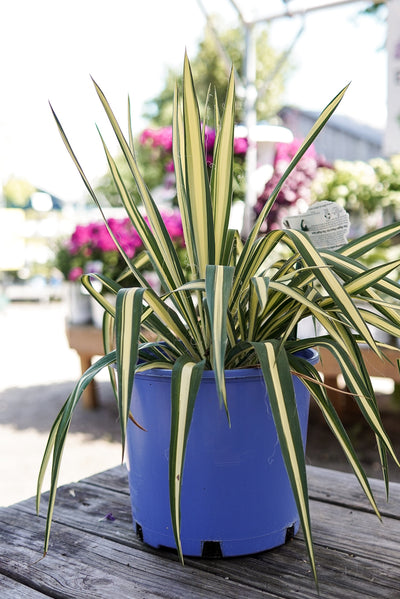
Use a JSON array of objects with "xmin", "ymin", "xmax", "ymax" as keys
[{"xmin": 1, "ymin": 0, "xmax": 400, "ymax": 506}]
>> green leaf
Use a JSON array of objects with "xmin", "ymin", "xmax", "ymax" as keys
[
  {"xmin": 172, "ymin": 84, "xmax": 197, "ymax": 278},
  {"xmin": 288, "ymin": 353, "xmax": 381, "ymax": 519},
  {"xmin": 115, "ymin": 288, "xmax": 144, "ymax": 454},
  {"xmin": 252, "ymin": 340, "xmax": 317, "ymax": 582},
  {"xmin": 50, "ymin": 104, "xmax": 138, "ymax": 279},
  {"xmin": 37, "ymin": 350, "xmax": 117, "ymax": 554},
  {"xmin": 182, "ymin": 52, "xmax": 215, "ymax": 275},
  {"xmin": 340, "ymin": 220, "xmax": 400, "ymax": 259},
  {"xmin": 205, "ymin": 265, "xmax": 235, "ymax": 416},
  {"xmin": 243, "ymin": 84, "xmax": 349, "ymax": 255},
  {"xmin": 97, "ymin": 128, "xmax": 184, "ymax": 293},
  {"xmin": 211, "ymin": 68, "xmax": 235, "ymax": 264},
  {"xmin": 169, "ymin": 356, "xmax": 205, "ymax": 562},
  {"xmin": 310, "ymin": 337, "xmax": 399, "ymax": 467},
  {"xmin": 284, "ymin": 229, "xmax": 380, "ymax": 353},
  {"xmin": 81, "ymin": 273, "xmax": 120, "ymax": 318}
]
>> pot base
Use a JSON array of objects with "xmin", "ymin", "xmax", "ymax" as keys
[{"xmin": 133, "ymin": 519, "xmax": 299, "ymax": 558}]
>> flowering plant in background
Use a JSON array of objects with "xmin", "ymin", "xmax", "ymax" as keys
[
  {"xmin": 140, "ymin": 124, "xmax": 248, "ymax": 166},
  {"xmin": 311, "ymin": 154, "xmax": 400, "ymax": 218},
  {"xmin": 254, "ymin": 139, "xmax": 330, "ymax": 232},
  {"xmin": 140, "ymin": 124, "xmax": 248, "ymax": 202},
  {"xmin": 308, "ymin": 154, "xmax": 400, "ymax": 268},
  {"xmin": 55, "ymin": 210, "xmax": 184, "ymax": 282}
]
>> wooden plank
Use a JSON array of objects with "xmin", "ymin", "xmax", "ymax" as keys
[
  {"xmin": 0, "ymin": 574, "xmax": 52, "ymax": 598},
  {"xmin": 78, "ymin": 463, "xmax": 400, "ymax": 521},
  {"xmin": 11, "ymin": 471, "xmax": 400, "ymax": 599},
  {"xmin": 306, "ymin": 465, "xmax": 400, "ymax": 519},
  {"xmin": 80, "ymin": 463, "xmax": 130, "ymax": 494},
  {"xmin": 0, "ymin": 507, "xmax": 276, "ymax": 599},
  {"xmin": 2, "ymin": 498, "xmax": 400, "ymax": 599}
]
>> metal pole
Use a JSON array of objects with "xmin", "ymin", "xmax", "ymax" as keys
[{"xmin": 241, "ymin": 23, "xmax": 258, "ymax": 237}]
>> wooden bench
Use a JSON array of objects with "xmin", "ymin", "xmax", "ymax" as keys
[
  {"xmin": 65, "ymin": 324, "xmax": 104, "ymax": 409},
  {"xmin": 66, "ymin": 324, "xmax": 400, "ymax": 410}
]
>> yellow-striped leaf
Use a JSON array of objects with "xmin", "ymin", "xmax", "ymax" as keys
[
  {"xmin": 252, "ymin": 340, "xmax": 317, "ymax": 582},
  {"xmin": 37, "ymin": 350, "xmax": 117, "ymax": 554},
  {"xmin": 288, "ymin": 352, "xmax": 381, "ymax": 518},
  {"xmin": 182, "ymin": 53, "xmax": 215, "ymax": 275},
  {"xmin": 205, "ymin": 265, "xmax": 235, "ymax": 417},
  {"xmin": 211, "ymin": 69, "xmax": 235, "ymax": 264},
  {"xmin": 169, "ymin": 356, "xmax": 205, "ymax": 562},
  {"xmin": 115, "ymin": 288, "xmax": 144, "ymax": 453}
]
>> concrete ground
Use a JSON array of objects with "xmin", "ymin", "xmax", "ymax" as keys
[
  {"xmin": 0, "ymin": 300, "xmax": 121, "ymax": 507},
  {"xmin": 1, "ymin": 299, "xmax": 400, "ymax": 510}
]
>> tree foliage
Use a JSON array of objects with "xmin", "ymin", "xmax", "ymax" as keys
[
  {"xmin": 95, "ymin": 19, "xmax": 291, "ymax": 206},
  {"xmin": 144, "ymin": 19, "xmax": 290, "ymax": 127}
]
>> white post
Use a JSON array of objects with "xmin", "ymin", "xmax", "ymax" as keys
[
  {"xmin": 384, "ymin": 0, "xmax": 400, "ymax": 156},
  {"xmin": 241, "ymin": 23, "xmax": 258, "ymax": 238}
]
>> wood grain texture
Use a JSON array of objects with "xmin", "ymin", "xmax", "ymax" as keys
[{"xmin": 1, "ymin": 465, "xmax": 400, "ymax": 598}]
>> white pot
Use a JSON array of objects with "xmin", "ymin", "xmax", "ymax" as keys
[
  {"xmin": 65, "ymin": 282, "xmax": 92, "ymax": 325},
  {"xmin": 91, "ymin": 293, "xmax": 116, "ymax": 328}
]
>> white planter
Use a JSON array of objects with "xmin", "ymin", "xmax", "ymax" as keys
[
  {"xmin": 91, "ymin": 294, "xmax": 116, "ymax": 328},
  {"xmin": 65, "ymin": 282, "xmax": 92, "ymax": 325}
]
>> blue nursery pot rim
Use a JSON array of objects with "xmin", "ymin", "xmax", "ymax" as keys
[{"xmin": 135, "ymin": 347, "xmax": 319, "ymax": 380}]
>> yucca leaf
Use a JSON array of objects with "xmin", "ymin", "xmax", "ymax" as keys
[
  {"xmin": 205, "ymin": 265, "xmax": 235, "ymax": 415},
  {"xmin": 285, "ymin": 229, "xmax": 380, "ymax": 353},
  {"xmin": 97, "ymin": 128, "xmax": 185, "ymax": 291},
  {"xmin": 50, "ymin": 105, "xmax": 138, "ymax": 278},
  {"xmin": 242, "ymin": 84, "xmax": 348, "ymax": 259},
  {"xmin": 211, "ymin": 68, "xmax": 235, "ymax": 264},
  {"xmin": 143, "ymin": 288, "xmax": 199, "ymax": 358},
  {"xmin": 357, "ymin": 308, "xmax": 400, "ymax": 343},
  {"xmin": 339, "ymin": 220, "xmax": 400, "ymax": 259},
  {"xmin": 336, "ymin": 258, "xmax": 400, "ymax": 298},
  {"xmin": 37, "ymin": 350, "xmax": 117, "ymax": 553},
  {"xmin": 172, "ymin": 84, "xmax": 197, "ymax": 277},
  {"xmin": 92, "ymin": 80, "xmax": 200, "ymax": 328},
  {"xmin": 231, "ymin": 230, "xmax": 285, "ymax": 310},
  {"xmin": 311, "ymin": 337, "xmax": 399, "ymax": 466},
  {"xmin": 252, "ymin": 340, "xmax": 317, "ymax": 583},
  {"xmin": 100, "ymin": 130, "xmax": 202, "ymax": 348},
  {"xmin": 247, "ymin": 277, "xmax": 269, "ymax": 340},
  {"xmin": 182, "ymin": 52, "xmax": 215, "ymax": 275},
  {"xmin": 115, "ymin": 288, "xmax": 144, "ymax": 454},
  {"xmin": 171, "ymin": 83, "xmax": 210, "ymax": 347},
  {"xmin": 250, "ymin": 276, "xmax": 270, "ymax": 313},
  {"xmin": 288, "ymin": 353, "xmax": 381, "ymax": 519},
  {"xmin": 127, "ymin": 95, "xmax": 136, "ymax": 156},
  {"xmin": 221, "ymin": 229, "xmax": 242, "ymax": 267},
  {"xmin": 169, "ymin": 356, "xmax": 205, "ymax": 562},
  {"xmin": 81, "ymin": 273, "xmax": 120, "ymax": 318},
  {"xmin": 322, "ymin": 250, "xmax": 400, "ymax": 324}
]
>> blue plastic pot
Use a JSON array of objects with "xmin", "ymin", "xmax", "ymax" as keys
[{"xmin": 126, "ymin": 348, "xmax": 319, "ymax": 558}]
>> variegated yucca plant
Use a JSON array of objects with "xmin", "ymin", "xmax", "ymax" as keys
[{"xmin": 38, "ymin": 54, "xmax": 400, "ymax": 583}]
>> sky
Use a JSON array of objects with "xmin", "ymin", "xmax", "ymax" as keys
[{"xmin": 0, "ymin": 0, "xmax": 387, "ymax": 203}]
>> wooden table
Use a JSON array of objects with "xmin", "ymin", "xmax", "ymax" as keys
[{"xmin": 1, "ymin": 465, "xmax": 400, "ymax": 598}]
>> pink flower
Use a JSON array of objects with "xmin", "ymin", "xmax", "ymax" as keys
[
  {"xmin": 140, "ymin": 127, "xmax": 173, "ymax": 151},
  {"xmin": 233, "ymin": 137, "xmax": 248, "ymax": 154},
  {"xmin": 68, "ymin": 266, "xmax": 83, "ymax": 281},
  {"xmin": 70, "ymin": 225, "xmax": 92, "ymax": 253}
]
